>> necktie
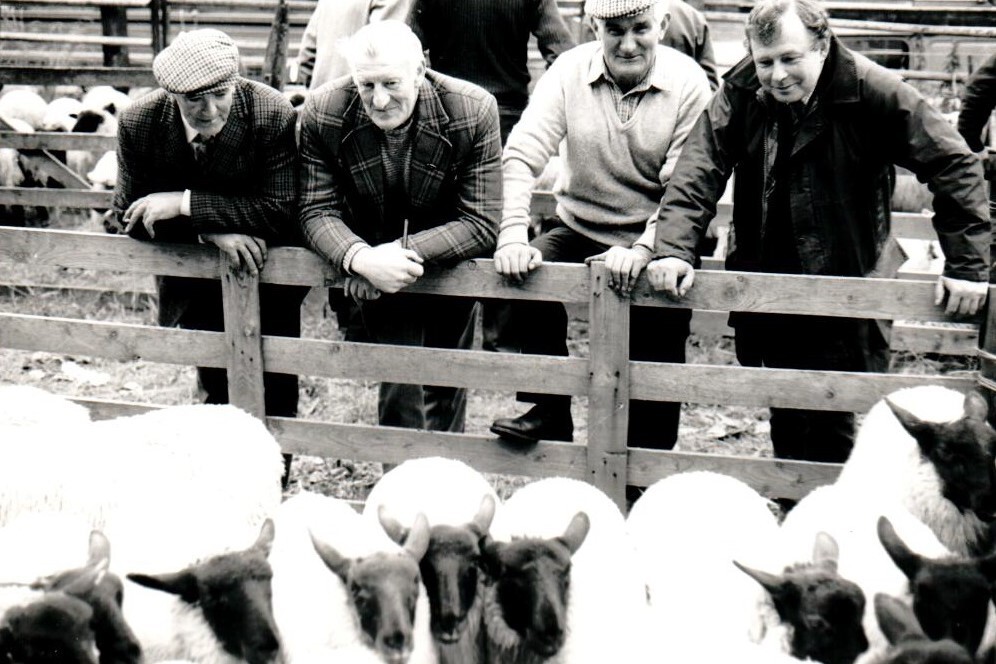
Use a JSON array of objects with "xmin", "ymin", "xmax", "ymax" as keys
[{"xmin": 191, "ymin": 134, "xmax": 212, "ymax": 167}]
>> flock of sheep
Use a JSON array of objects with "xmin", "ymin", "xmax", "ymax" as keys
[{"xmin": 0, "ymin": 381, "xmax": 995, "ymax": 664}]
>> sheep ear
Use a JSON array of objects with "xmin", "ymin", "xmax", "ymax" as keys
[
  {"xmin": 310, "ymin": 533, "xmax": 352, "ymax": 584},
  {"xmin": 964, "ymin": 391, "xmax": 990, "ymax": 423},
  {"xmin": 377, "ymin": 505, "xmax": 409, "ymax": 546},
  {"xmin": 733, "ymin": 560, "xmax": 788, "ymax": 599},
  {"xmin": 886, "ymin": 398, "xmax": 932, "ymax": 444},
  {"xmin": 877, "ymin": 516, "xmax": 921, "ymax": 581},
  {"xmin": 252, "ymin": 519, "xmax": 275, "ymax": 557},
  {"xmin": 127, "ymin": 570, "xmax": 200, "ymax": 604},
  {"xmin": 87, "ymin": 530, "xmax": 111, "ymax": 570},
  {"xmin": 403, "ymin": 513, "xmax": 431, "ymax": 562},
  {"xmin": 469, "ymin": 494, "xmax": 497, "ymax": 539},
  {"xmin": 557, "ymin": 511, "xmax": 590, "ymax": 555},
  {"xmin": 874, "ymin": 593, "xmax": 925, "ymax": 644},
  {"xmin": 812, "ymin": 531, "xmax": 839, "ymax": 572},
  {"xmin": 479, "ymin": 538, "xmax": 504, "ymax": 579}
]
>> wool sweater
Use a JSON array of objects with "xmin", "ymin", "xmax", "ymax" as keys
[{"xmin": 499, "ymin": 41, "xmax": 711, "ymax": 250}]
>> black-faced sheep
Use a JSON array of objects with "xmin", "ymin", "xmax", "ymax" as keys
[{"xmin": 872, "ymin": 593, "xmax": 974, "ymax": 664}]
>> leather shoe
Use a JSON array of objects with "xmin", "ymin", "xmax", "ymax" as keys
[{"xmin": 490, "ymin": 404, "xmax": 573, "ymax": 445}]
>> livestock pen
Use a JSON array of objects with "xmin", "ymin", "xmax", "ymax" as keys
[{"xmin": 0, "ymin": 220, "xmax": 991, "ymax": 510}]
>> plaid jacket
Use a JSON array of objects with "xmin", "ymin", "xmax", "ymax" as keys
[
  {"xmin": 298, "ymin": 69, "xmax": 501, "ymax": 274},
  {"xmin": 113, "ymin": 78, "xmax": 299, "ymax": 245}
]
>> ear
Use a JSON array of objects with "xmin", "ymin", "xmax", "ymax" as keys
[
  {"xmin": 310, "ymin": 532, "xmax": 352, "ymax": 584},
  {"xmin": 479, "ymin": 538, "xmax": 504, "ymax": 579},
  {"xmin": 378, "ymin": 504, "xmax": 410, "ymax": 546},
  {"xmin": 874, "ymin": 592, "xmax": 925, "ymax": 644},
  {"xmin": 87, "ymin": 530, "xmax": 112, "ymax": 570},
  {"xmin": 877, "ymin": 516, "xmax": 922, "ymax": 581},
  {"xmin": 964, "ymin": 390, "xmax": 990, "ymax": 423},
  {"xmin": 887, "ymin": 398, "xmax": 932, "ymax": 449},
  {"xmin": 404, "ymin": 513, "xmax": 431, "ymax": 562},
  {"xmin": 812, "ymin": 531, "xmax": 840, "ymax": 572},
  {"xmin": 127, "ymin": 570, "xmax": 199, "ymax": 604},
  {"xmin": 469, "ymin": 494, "xmax": 497, "ymax": 539},
  {"xmin": 253, "ymin": 518, "xmax": 276, "ymax": 557},
  {"xmin": 733, "ymin": 560, "xmax": 789, "ymax": 600},
  {"xmin": 558, "ymin": 512, "xmax": 590, "ymax": 555}
]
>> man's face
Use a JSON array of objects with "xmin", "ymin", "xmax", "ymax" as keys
[
  {"xmin": 749, "ymin": 11, "xmax": 828, "ymax": 104},
  {"xmin": 596, "ymin": 8, "xmax": 666, "ymax": 90},
  {"xmin": 353, "ymin": 56, "xmax": 424, "ymax": 131},
  {"xmin": 174, "ymin": 86, "xmax": 235, "ymax": 137}
]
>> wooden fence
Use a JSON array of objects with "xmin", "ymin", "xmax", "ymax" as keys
[{"xmin": 0, "ymin": 225, "xmax": 991, "ymax": 511}]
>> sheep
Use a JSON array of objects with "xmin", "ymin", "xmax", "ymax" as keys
[
  {"xmin": 871, "ymin": 594, "xmax": 974, "ymax": 664},
  {"xmin": 0, "ymin": 592, "xmax": 101, "ymax": 664},
  {"xmin": 0, "ymin": 88, "xmax": 48, "ymax": 130},
  {"xmin": 363, "ymin": 457, "xmax": 499, "ymax": 664},
  {"xmin": 481, "ymin": 476, "xmax": 648, "ymax": 663},
  {"xmin": 81, "ymin": 87, "xmax": 132, "ymax": 118},
  {"xmin": 270, "ymin": 490, "xmax": 437, "ymax": 664},
  {"xmin": 41, "ymin": 96, "xmax": 84, "ymax": 133},
  {"xmin": 0, "ymin": 384, "xmax": 91, "ymax": 428},
  {"xmin": 625, "ymin": 471, "xmax": 790, "ymax": 661},
  {"xmin": 835, "ymin": 386, "xmax": 996, "ymax": 556},
  {"xmin": 124, "ymin": 518, "xmax": 280, "ymax": 664}
]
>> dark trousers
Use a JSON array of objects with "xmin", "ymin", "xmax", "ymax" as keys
[
  {"xmin": 161, "ymin": 278, "xmax": 307, "ymax": 417},
  {"xmin": 352, "ymin": 292, "xmax": 476, "ymax": 432},
  {"xmin": 733, "ymin": 313, "xmax": 890, "ymax": 463},
  {"xmin": 512, "ymin": 223, "xmax": 691, "ymax": 450}
]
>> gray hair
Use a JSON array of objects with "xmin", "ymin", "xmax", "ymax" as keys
[
  {"xmin": 339, "ymin": 20, "xmax": 425, "ymax": 72},
  {"xmin": 744, "ymin": 0, "xmax": 830, "ymax": 51}
]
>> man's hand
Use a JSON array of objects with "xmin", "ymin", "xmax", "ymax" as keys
[
  {"xmin": 494, "ymin": 243, "xmax": 542, "ymax": 283},
  {"xmin": 585, "ymin": 245, "xmax": 652, "ymax": 296},
  {"xmin": 349, "ymin": 242, "xmax": 424, "ymax": 293},
  {"xmin": 122, "ymin": 192, "xmax": 184, "ymax": 238},
  {"xmin": 935, "ymin": 275, "xmax": 988, "ymax": 316},
  {"xmin": 647, "ymin": 257, "xmax": 696, "ymax": 298},
  {"xmin": 201, "ymin": 233, "xmax": 268, "ymax": 276},
  {"xmin": 344, "ymin": 276, "xmax": 382, "ymax": 301}
]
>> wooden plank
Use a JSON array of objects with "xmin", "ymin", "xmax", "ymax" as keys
[
  {"xmin": 890, "ymin": 321, "xmax": 978, "ymax": 355},
  {"xmin": 3, "ymin": 0, "xmax": 149, "ymax": 6},
  {"xmin": 893, "ymin": 212, "xmax": 937, "ymax": 241},
  {"xmin": 73, "ymin": 397, "xmax": 159, "ymax": 420},
  {"xmin": 585, "ymin": 262, "xmax": 629, "ymax": 509},
  {"xmin": 0, "ymin": 30, "xmax": 148, "ymax": 47},
  {"xmin": 263, "ymin": 337, "xmax": 589, "ymax": 395},
  {"xmin": 0, "ymin": 66, "xmax": 158, "ymax": 87},
  {"xmin": 0, "ymin": 188, "xmax": 113, "ymax": 208},
  {"xmin": 0, "ymin": 131, "xmax": 118, "ymax": 152},
  {"xmin": 976, "ymin": 286, "xmax": 996, "ymax": 415},
  {"xmin": 629, "ymin": 362, "xmax": 975, "ymax": 411},
  {"xmin": 0, "ymin": 312, "xmax": 226, "ymax": 366},
  {"xmin": 626, "ymin": 448, "xmax": 840, "ymax": 499},
  {"xmin": 18, "ymin": 153, "xmax": 90, "ymax": 189},
  {"xmin": 221, "ymin": 256, "xmax": 265, "ymax": 419}
]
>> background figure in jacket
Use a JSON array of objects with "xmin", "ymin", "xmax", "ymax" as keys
[
  {"xmin": 296, "ymin": 0, "xmax": 411, "ymax": 90},
  {"xmin": 958, "ymin": 52, "xmax": 996, "ymax": 216},
  {"xmin": 298, "ymin": 20, "xmax": 501, "ymax": 432},
  {"xmin": 488, "ymin": 0, "xmax": 711, "ymax": 450},
  {"xmin": 110, "ymin": 29, "xmax": 306, "ymax": 430},
  {"xmin": 650, "ymin": 0, "xmax": 990, "ymax": 463}
]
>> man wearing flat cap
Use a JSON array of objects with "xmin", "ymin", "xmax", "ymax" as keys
[
  {"xmin": 111, "ymin": 28, "xmax": 307, "ymax": 460},
  {"xmin": 298, "ymin": 20, "xmax": 500, "ymax": 433},
  {"xmin": 488, "ymin": 0, "xmax": 711, "ymax": 462}
]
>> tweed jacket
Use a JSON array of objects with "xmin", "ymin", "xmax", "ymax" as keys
[
  {"xmin": 298, "ymin": 69, "xmax": 502, "ymax": 275},
  {"xmin": 112, "ymin": 78, "xmax": 299, "ymax": 325},
  {"xmin": 655, "ymin": 37, "xmax": 991, "ymax": 282}
]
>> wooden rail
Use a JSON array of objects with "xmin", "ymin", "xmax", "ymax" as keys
[{"xmin": 0, "ymin": 227, "xmax": 988, "ymax": 509}]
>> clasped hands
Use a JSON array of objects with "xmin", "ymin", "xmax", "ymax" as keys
[{"xmin": 346, "ymin": 241, "xmax": 424, "ymax": 301}]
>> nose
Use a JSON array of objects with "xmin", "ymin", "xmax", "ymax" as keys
[
  {"xmin": 372, "ymin": 85, "xmax": 391, "ymax": 110},
  {"xmin": 382, "ymin": 629, "xmax": 406, "ymax": 651},
  {"xmin": 619, "ymin": 31, "xmax": 637, "ymax": 54},
  {"xmin": 771, "ymin": 60, "xmax": 788, "ymax": 83}
]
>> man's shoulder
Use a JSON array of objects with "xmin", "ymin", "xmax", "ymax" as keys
[
  {"xmin": 118, "ymin": 88, "xmax": 170, "ymax": 130},
  {"xmin": 424, "ymin": 70, "xmax": 498, "ymax": 118}
]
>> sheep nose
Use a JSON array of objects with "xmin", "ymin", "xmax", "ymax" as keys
[
  {"xmin": 436, "ymin": 612, "xmax": 463, "ymax": 642},
  {"xmin": 382, "ymin": 629, "xmax": 407, "ymax": 651}
]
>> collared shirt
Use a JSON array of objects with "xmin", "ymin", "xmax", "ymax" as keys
[
  {"xmin": 178, "ymin": 114, "xmax": 220, "ymax": 217},
  {"xmin": 594, "ymin": 63, "xmax": 656, "ymax": 124}
]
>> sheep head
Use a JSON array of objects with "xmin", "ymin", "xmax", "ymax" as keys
[
  {"xmin": 877, "ymin": 515, "xmax": 996, "ymax": 654},
  {"xmin": 886, "ymin": 391, "xmax": 996, "ymax": 523},
  {"xmin": 33, "ymin": 530, "xmax": 141, "ymax": 664},
  {"xmin": 380, "ymin": 495, "xmax": 497, "ymax": 644},
  {"xmin": 127, "ymin": 519, "xmax": 280, "ymax": 664},
  {"xmin": 874, "ymin": 593, "xmax": 973, "ymax": 664},
  {"xmin": 735, "ymin": 532, "xmax": 868, "ymax": 664},
  {"xmin": 311, "ymin": 512, "xmax": 430, "ymax": 664},
  {"xmin": 0, "ymin": 592, "xmax": 99, "ymax": 664},
  {"xmin": 481, "ymin": 511, "xmax": 589, "ymax": 659}
]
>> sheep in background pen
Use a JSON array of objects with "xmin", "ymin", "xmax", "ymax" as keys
[
  {"xmin": 482, "ymin": 477, "xmax": 649, "ymax": 663},
  {"xmin": 834, "ymin": 386, "xmax": 996, "ymax": 557},
  {"xmin": 270, "ymin": 490, "xmax": 437, "ymax": 664},
  {"xmin": 363, "ymin": 457, "xmax": 499, "ymax": 664}
]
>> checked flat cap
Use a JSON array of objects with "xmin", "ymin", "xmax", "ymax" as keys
[
  {"xmin": 584, "ymin": 0, "xmax": 657, "ymax": 18},
  {"xmin": 153, "ymin": 28, "xmax": 240, "ymax": 95}
]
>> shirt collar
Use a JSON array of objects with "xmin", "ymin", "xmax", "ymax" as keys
[
  {"xmin": 179, "ymin": 114, "xmax": 200, "ymax": 143},
  {"xmin": 585, "ymin": 44, "xmax": 669, "ymax": 93}
]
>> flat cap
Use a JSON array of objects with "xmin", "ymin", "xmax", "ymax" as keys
[
  {"xmin": 153, "ymin": 28, "xmax": 240, "ymax": 95},
  {"xmin": 584, "ymin": 0, "xmax": 657, "ymax": 19}
]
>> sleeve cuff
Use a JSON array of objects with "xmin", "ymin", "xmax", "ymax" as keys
[
  {"xmin": 181, "ymin": 189, "xmax": 192, "ymax": 217},
  {"xmin": 342, "ymin": 242, "xmax": 370, "ymax": 275}
]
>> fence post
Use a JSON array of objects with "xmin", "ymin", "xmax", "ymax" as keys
[
  {"xmin": 977, "ymin": 285, "xmax": 996, "ymax": 427},
  {"xmin": 221, "ymin": 254, "xmax": 266, "ymax": 420},
  {"xmin": 99, "ymin": 6, "xmax": 130, "ymax": 68},
  {"xmin": 262, "ymin": 0, "xmax": 289, "ymax": 90},
  {"xmin": 586, "ymin": 262, "xmax": 630, "ymax": 511}
]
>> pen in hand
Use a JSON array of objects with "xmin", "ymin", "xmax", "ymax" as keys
[{"xmin": 401, "ymin": 218, "xmax": 409, "ymax": 250}]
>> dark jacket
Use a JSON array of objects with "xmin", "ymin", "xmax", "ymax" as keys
[
  {"xmin": 655, "ymin": 37, "xmax": 991, "ymax": 283},
  {"xmin": 298, "ymin": 69, "xmax": 502, "ymax": 275},
  {"xmin": 661, "ymin": 0, "xmax": 718, "ymax": 91}
]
